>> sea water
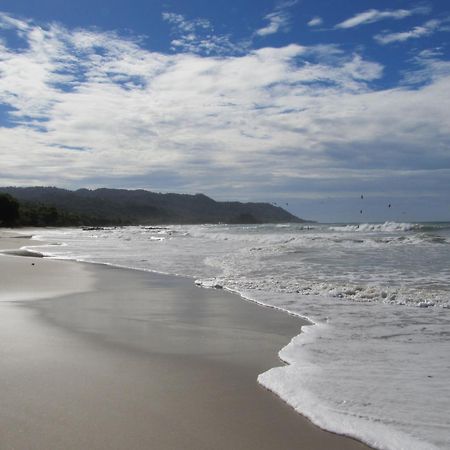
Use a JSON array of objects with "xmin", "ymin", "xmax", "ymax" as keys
[{"xmin": 28, "ymin": 222, "xmax": 450, "ymax": 450}]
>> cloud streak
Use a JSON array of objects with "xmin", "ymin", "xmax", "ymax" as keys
[
  {"xmin": 308, "ymin": 17, "xmax": 323, "ymax": 27},
  {"xmin": 256, "ymin": 11, "xmax": 290, "ymax": 36},
  {"xmin": 255, "ymin": 0, "xmax": 298, "ymax": 37},
  {"xmin": 335, "ymin": 8, "xmax": 427, "ymax": 29},
  {"xmin": 374, "ymin": 19, "xmax": 444, "ymax": 44}
]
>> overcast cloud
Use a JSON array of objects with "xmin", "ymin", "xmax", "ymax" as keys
[{"xmin": 0, "ymin": 11, "xmax": 449, "ymax": 220}]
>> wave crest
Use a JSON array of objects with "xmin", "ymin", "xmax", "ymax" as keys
[{"xmin": 328, "ymin": 222, "xmax": 420, "ymax": 232}]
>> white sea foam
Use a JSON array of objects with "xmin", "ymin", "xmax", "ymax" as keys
[
  {"xmin": 328, "ymin": 221, "xmax": 422, "ymax": 232},
  {"xmin": 258, "ymin": 323, "xmax": 440, "ymax": 450},
  {"xmin": 27, "ymin": 223, "xmax": 450, "ymax": 449}
]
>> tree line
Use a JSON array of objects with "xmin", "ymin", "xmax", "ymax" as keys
[{"xmin": 0, "ymin": 192, "xmax": 125, "ymax": 227}]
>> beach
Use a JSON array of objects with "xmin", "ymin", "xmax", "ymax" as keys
[{"xmin": 0, "ymin": 230, "xmax": 371, "ymax": 450}]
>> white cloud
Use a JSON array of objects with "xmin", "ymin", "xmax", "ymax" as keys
[
  {"xmin": 0, "ymin": 11, "xmax": 31, "ymax": 31},
  {"xmin": 0, "ymin": 13, "xmax": 449, "ymax": 204},
  {"xmin": 308, "ymin": 17, "xmax": 323, "ymax": 27},
  {"xmin": 162, "ymin": 12, "xmax": 210, "ymax": 34},
  {"xmin": 401, "ymin": 48, "xmax": 450, "ymax": 85},
  {"xmin": 374, "ymin": 19, "xmax": 442, "ymax": 45},
  {"xmin": 255, "ymin": 1, "xmax": 298, "ymax": 37},
  {"xmin": 335, "ymin": 8, "xmax": 425, "ymax": 29},
  {"xmin": 256, "ymin": 11, "xmax": 290, "ymax": 36},
  {"xmin": 162, "ymin": 11, "xmax": 246, "ymax": 55}
]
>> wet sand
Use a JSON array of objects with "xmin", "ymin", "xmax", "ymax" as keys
[{"xmin": 0, "ymin": 231, "xmax": 371, "ymax": 449}]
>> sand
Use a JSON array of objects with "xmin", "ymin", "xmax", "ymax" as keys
[{"xmin": 0, "ymin": 230, "xmax": 371, "ymax": 449}]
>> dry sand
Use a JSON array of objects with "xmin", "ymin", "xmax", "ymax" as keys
[{"xmin": 0, "ymin": 230, "xmax": 371, "ymax": 450}]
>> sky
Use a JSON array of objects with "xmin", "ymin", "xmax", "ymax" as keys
[{"xmin": 0, "ymin": 0, "xmax": 449, "ymax": 222}]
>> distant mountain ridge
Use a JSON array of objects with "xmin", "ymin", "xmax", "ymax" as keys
[{"xmin": 0, "ymin": 187, "xmax": 306, "ymax": 225}]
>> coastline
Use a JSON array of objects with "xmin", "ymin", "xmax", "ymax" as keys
[{"xmin": 0, "ymin": 230, "xmax": 371, "ymax": 449}]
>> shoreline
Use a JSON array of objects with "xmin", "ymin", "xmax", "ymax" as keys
[{"xmin": 0, "ymin": 230, "xmax": 371, "ymax": 449}]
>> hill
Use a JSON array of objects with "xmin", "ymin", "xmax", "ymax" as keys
[{"xmin": 0, "ymin": 187, "xmax": 306, "ymax": 226}]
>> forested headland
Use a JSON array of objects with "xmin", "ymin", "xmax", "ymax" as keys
[{"xmin": 0, "ymin": 187, "xmax": 306, "ymax": 227}]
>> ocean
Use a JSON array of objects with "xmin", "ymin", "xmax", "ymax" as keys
[{"xmin": 28, "ymin": 222, "xmax": 450, "ymax": 450}]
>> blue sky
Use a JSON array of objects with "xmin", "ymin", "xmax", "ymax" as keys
[{"xmin": 0, "ymin": 0, "xmax": 449, "ymax": 221}]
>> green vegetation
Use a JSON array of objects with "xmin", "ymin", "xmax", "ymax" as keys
[
  {"xmin": 0, "ymin": 192, "xmax": 106, "ymax": 227},
  {"xmin": 16, "ymin": 203, "xmax": 106, "ymax": 227},
  {"xmin": 0, "ymin": 193, "xmax": 20, "ymax": 226},
  {"xmin": 0, "ymin": 187, "xmax": 306, "ymax": 227}
]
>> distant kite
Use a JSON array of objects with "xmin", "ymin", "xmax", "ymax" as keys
[
  {"xmin": 388, "ymin": 204, "xmax": 391, "ymax": 208},
  {"xmin": 361, "ymin": 195, "xmax": 364, "ymax": 199},
  {"xmin": 360, "ymin": 210, "xmax": 363, "ymax": 214}
]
